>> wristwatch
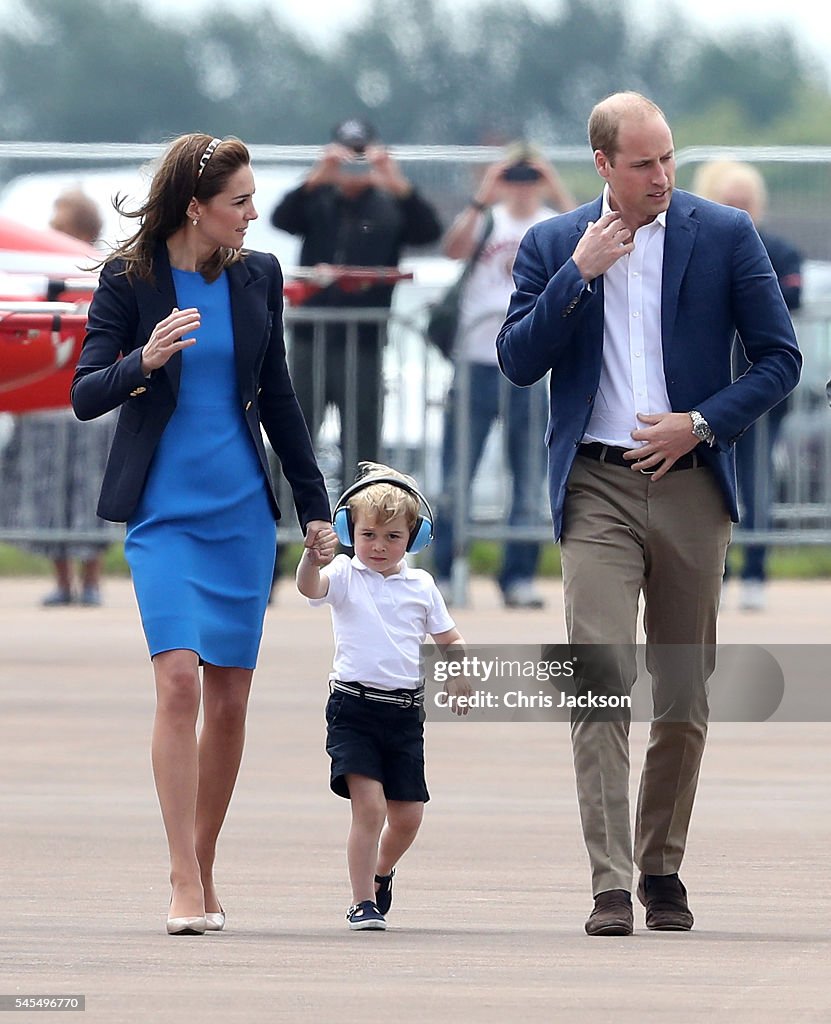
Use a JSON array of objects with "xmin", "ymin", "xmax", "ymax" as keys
[{"xmin": 689, "ymin": 410, "xmax": 715, "ymax": 446}]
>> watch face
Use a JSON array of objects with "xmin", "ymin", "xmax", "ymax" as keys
[{"xmin": 691, "ymin": 412, "xmax": 712, "ymax": 443}]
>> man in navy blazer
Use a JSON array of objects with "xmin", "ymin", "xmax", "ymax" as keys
[{"xmin": 497, "ymin": 92, "xmax": 801, "ymax": 936}]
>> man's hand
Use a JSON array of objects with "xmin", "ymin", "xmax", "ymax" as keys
[
  {"xmin": 625, "ymin": 412, "xmax": 700, "ymax": 480},
  {"xmin": 367, "ymin": 146, "xmax": 412, "ymax": 197},
  {"xmin": 572, "ymin": 212, "xmax": 633, "ymax": 283},
  {"xmin": 305, "ymin": 144, "xmax": 353, "ymax": 189}
]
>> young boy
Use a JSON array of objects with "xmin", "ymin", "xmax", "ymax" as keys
[{"xmin": 296, "ymin": 462, "xmax": 467, "ymax": 931}]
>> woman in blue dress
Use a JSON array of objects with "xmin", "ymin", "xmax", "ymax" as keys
[{"xmin": 71, "ymin": 134, "xmax": 336, "ymax": 935}]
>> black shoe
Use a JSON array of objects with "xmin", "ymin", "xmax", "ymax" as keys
[
  {"xmin": 346, "ymin": 900, "xmax": 386, "ymax": 931},
  {"xmin": 374, "ymin": 869, "xmax": 395, "ymax": 915},
  {"xmin": 637, "ymin": 873, "xmax": 694, "ymax": 931},
  {"xmin": 584, "ymin": 889, "xmax": 633, "ymax": 936}
]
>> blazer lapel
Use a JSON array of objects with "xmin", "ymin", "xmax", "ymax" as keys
[
  {"xmin": 661, "ymin": 192, "xmax": 698, "ymax": 357},
  {"xmin": 227, "ymin": 257, "xmax": 269, "ymax": 395},
  {"xmin": 572, "ymin": 198, "xmax": 605, "ymax": 366},
  {"xmin": 134, "ymin": 243, "xmax": 182, "ymax": 397}
]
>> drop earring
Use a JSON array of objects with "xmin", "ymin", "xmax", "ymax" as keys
[{"xmin": 192, "ymin": 218, "xmax": 199, "ymax": 227}]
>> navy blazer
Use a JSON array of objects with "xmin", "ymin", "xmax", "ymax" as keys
[
  {"xmin": 71, "ymin": 244, "xmax": 331, "ymax": 527},
  {"xmin": 497, "ymin": 189, "xmax": 802, "ymax": 539}
]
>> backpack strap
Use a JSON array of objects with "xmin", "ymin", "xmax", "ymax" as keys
[{"xmin": 461, "ymin": 208, "xmax": 494, "ymax": 283}]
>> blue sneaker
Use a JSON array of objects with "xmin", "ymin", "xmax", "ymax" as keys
[
  {"xmin": 346, "ymin": 900, "xmax": 386, "ymax": 931},
  {"xmin": 374, "ymin": 869, "xmax": 395, "ymax": 915},
  {"xmin": 80, "ymin": 585, "xmax": 102, "ymax": 607}
]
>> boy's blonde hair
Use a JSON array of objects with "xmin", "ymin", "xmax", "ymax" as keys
[{"xmin": 347, "ymin": 461, "xmax": 420, "ymax": 531}]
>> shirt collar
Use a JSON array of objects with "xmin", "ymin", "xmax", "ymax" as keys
[
  {"xmin": 351, "ymin": 555, "xmax": 410, "ymax": 579},
  {"xmin": 601, "ymin": 184, "xmax": 667, "ymax": 229}
]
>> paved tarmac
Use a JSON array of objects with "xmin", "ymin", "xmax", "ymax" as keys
[{"xmin": 2, "ymin": 575, "xmax": 830, "ymax": 1023}]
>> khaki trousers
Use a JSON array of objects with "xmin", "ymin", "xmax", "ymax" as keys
[{"xmin": 560, "ymin": 454, "xmax": 732, "ymax": 895}]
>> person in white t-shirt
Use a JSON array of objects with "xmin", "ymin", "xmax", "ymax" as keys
[
  {"xmin": 296, "ymin": 461, "xmax": 468, "ymax": 932},
  {"xmin": 433, "ymin": 144, "xmax": 576, "ymax": 608}
]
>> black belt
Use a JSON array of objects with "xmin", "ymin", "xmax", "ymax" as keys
[
  {"xmin": 577, "ymin": 442, "xmax": 699, "ymax": 474},
  {"xmin": 330, "ymin": 680, "xmax": 425, "ymax": 708}
]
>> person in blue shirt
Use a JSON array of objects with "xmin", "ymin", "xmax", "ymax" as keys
[{"xmin": 692, "ymin": 160, "xmax": 803, "ymax": 611}]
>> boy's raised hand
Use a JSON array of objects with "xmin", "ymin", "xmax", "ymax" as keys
[{"xmin": 304, "ymin": 521, "xmax": 337, "ymax": 566}]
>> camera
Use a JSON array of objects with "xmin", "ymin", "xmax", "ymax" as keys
[
  {"xmin": 502, "ymin": 160, "xmax": 542, "ymax": 183},
  {"xmin": 341, "ymin": 154, "xmax": 370, "ymax": 176}
]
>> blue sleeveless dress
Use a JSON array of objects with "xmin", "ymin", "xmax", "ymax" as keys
[{"xmin": 124, "ymin": 268, "xmax": 276, "ymax": 668}]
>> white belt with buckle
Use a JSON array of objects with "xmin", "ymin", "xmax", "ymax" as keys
[{"xmin": 330, "ymin": 680, "xmax": 424, "ymax": 708}]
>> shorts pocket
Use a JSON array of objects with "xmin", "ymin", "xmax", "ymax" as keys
[{"xmin": 325, "ymin": 691, "xmax": 345, "ymax": 726}]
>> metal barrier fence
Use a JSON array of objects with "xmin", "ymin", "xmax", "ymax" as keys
[
  {"xmin": 2, "ymin": 298, "xmax": 830, "ymax": 596},
  {"xmin": 4, "ymin": 143, "xmax": 831, "ymax": 261},
  {"xmin": 275, "ymin": 303, "xmax": 451, "ymax": 524},
  {"xmin": 2, "ymin": 143, "xmax": 831, "ymax": 594},
  {"xmin": 270, "ymin": 297, "xmax": 831, "ymax": 607}
]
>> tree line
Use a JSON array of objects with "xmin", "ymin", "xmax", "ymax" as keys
[{"xmin": 0, "ymin": 0, "xmax": 829, "ymax": 148}]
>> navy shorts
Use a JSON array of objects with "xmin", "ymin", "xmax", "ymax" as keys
[{"xmin": 325, "ymin": 690, "xmax": 430, "ymax": 803}]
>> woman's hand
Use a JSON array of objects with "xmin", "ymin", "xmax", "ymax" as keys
[
  {"xmin": 140, "ymin": 307, "xmax": 201, "ymax": 375},
  {"xmin": 304, "ymin": 521, "xmax": 337, "ymax": 566}
]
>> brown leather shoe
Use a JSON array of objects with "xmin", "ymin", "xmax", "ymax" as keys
[
  {"xmin": 637, "ymin": 873, "xmax": 694, "ymax": 931},
  {"xmin": 584, "ymin": 889, "xmax": 633, "ymax": 936}
]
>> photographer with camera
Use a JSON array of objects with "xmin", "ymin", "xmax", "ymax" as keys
[
  {"xmin": 271, "ymin": 119, "xmax": 441, "ymax": 478},
  {"xmin": 433, "ymin": 143, "xmax": 576, "ymax": 608}
]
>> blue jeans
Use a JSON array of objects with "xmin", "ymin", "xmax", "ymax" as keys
[
  {"xmin": 730, "ymin": 401, "xmax": 787, "ymax": 582},
  {"xmin": 432, "ymin": 362, "xmax": 548, "ymax": 594}
]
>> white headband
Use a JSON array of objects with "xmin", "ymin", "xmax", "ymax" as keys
[{"xmin": 197, "ymin": 138, "xmax": 222, "ymax": 180}]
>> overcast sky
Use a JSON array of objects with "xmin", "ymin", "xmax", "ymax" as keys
[{"xmin": 136, "ymin": 0, "xmax": 831, "ymax": 78}]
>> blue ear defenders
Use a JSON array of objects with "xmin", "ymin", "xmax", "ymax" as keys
[{"xmin": 333, "ymin": 476, "xmax": 434, "ymax": 554}]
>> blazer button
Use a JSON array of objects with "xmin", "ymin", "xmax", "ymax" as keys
[{"xmin": 245, "ymin": 400, "xmax": 252, "ymax": 411}]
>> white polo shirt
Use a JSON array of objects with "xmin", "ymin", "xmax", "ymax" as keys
[{"xmin": 309, "ymin": 554, "xmax": 455, "ymax": 690}]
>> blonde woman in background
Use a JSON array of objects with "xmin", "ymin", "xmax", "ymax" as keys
[{"xmin": 692, "ymin": 161, "xmax": 803, "ymax": 611}]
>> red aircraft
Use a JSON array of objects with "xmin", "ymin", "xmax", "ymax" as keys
[
  {"xmin": 0, "ymin": 209, "xmax": 412, "ymax": 414},
  {"xmin": 0, "ymin": 214, "xmax": 97, "ymax": 413}
]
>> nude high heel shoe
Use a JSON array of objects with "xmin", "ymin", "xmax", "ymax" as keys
[
  {"xmin": 166, "ymin": 915, "xmax": 207, "ymax": 936},
  {"xmin": 204, "ymin": 907, "xmax": 225, "ymax": 932}
]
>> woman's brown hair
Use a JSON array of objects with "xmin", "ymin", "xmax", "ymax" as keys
[{"xmin": 104, "ymin": 133, "xmax": 250, "ymax": 283}]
